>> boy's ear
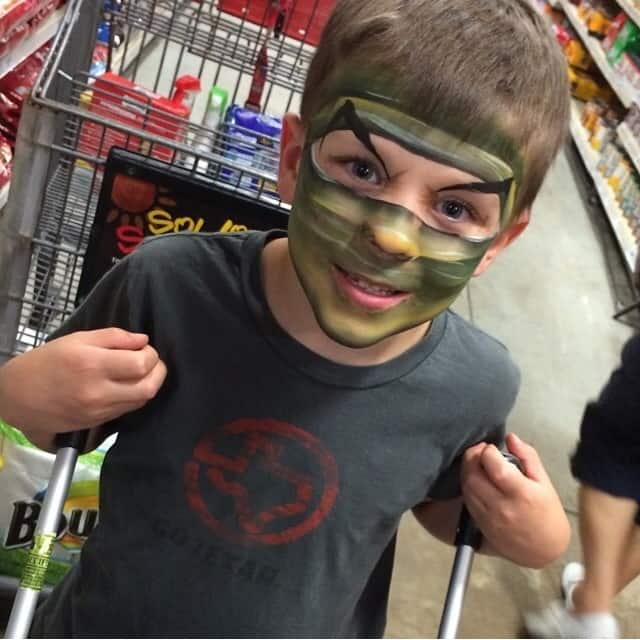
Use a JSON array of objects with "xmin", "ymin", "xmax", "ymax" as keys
[
  {"xmin": 278, "ymin": 113, "xmax": 305, "ymax": 204},
  {"xmin": 472, "ymin": 208, "xmax": 531, "ymax": 277}
]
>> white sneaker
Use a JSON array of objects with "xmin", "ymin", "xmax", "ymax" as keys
[
  {"xmin": 562, "ymin": 561, "xmax": 585, "ymax": 609},
  {"xmin": 524, "ymin": 600, "xmax": 620, "ymax": 639}
]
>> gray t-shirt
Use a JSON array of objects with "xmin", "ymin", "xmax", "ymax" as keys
[{"xmin": 32, "ymin": 231, "xmax": 519, "ymax": 638}]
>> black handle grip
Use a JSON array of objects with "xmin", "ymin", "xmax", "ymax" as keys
[
  {"xmin": 455, "ymin": 450, "xmax": 523, "ymax": 550},
  {"xmin": 454, "ymin": 505, "xmax": 483, "ymax": 549},
  {"xmin": 501, "ymin": 451, "xmax": 523, "ymax": 472},
  {"xmin": 55, "ymin": 429, "xmax": 90, "ymax": 451}
]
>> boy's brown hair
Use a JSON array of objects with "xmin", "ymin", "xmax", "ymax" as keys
[{"xmin": 300, "ymin": 0, "xmax": 570, "ymax": 216}]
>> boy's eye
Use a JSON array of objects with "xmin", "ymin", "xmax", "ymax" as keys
[
  {"xmin": 438, "ymin": 199, "xmax": 471, "ymax": 221},
  {"xmin": 348, "ymin": 160, "xmax": 380, "ymax": 184}
]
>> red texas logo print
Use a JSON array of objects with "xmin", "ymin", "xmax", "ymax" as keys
[{"xmin": 184, "ymin": 419, "xmax": 339, "ymax": 545}]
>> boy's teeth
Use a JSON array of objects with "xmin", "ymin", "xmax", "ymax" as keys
[{"xmin": 345, "ymin": 271, "xmax": 398, "ymax": 296}]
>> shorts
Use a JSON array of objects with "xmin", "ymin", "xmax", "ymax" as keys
[
  {"xmin": 571, "ymin": 406, "xmax": 640, "ymax": 526},
  {"xmin": 571, "ymin": 335, "xmax": 640, "ymax": 525}
]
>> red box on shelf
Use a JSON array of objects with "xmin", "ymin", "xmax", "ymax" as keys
[
  {"xmin": 77, "ymin": 72, "xmax": 190, "ymax": 163},
  {"xmin": 218, "ymin": 0, "xmax": 335, "ymax": 46}
]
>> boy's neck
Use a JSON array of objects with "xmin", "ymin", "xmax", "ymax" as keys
[{"xmin": 261, "ymin": 237, "xmax": 431, "ymax": 367}]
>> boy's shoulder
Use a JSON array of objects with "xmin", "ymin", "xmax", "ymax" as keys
[
  {"xmin": 132, "ymin": 230, "xmax": 262, "ymax": 265},
  {"xmin": 122, "ymin": 229, "xmax": 279, "ymax": 285},
  {"xmin": 438, "ymin": 309, "xmax": 521, "ymax": 395}
]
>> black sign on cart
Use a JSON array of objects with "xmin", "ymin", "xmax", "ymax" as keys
[{"xmin": 77, "ymin": 148, "xmax": 289, "ymax": 304}]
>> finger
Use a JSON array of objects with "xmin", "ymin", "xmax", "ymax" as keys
[
  {"xmin": 101, "ymin": 345, "xmax": 160, "ymax": 381},
  {"xmin": 462, "ymin": 487, "xmax": 490, "ymax": 521},
  {"xmin": 461, "ymin": 442, "xmax": 488, "ymax": 484},
  {"xmin": 81, "ymin": 327, "xmax": 149, "ymax": 350},
  {"xmin": 104, "ymin": 359, "xmax": 168, "ymax": 405},
  {"xmin": 462, "ymin": 466, "xmax": 503, "ymax": 507},
  {"xmin": 463, "ymin": 442, "xmax": 488, "ymax": 463},
  {"xmin": 479, "ymin": 444, "xmax": 524, "ymax": 495},
  {"xmin": 505, "ymin": 433, "xmax": 547, "ymax": 483}
]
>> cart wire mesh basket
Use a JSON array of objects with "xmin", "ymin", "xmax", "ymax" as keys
[{"xmin": 0, "ymin": 0, "xmax": 335, "ymax": 363}]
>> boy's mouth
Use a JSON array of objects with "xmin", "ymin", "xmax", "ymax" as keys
[{"xmin": 332, "ymin": 265, "xmax": 410, "ymax": 310}]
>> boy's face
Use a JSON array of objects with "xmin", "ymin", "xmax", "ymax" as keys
[{"xmin": 280, "ymin": 85, "xmax": 527, "ymax": 349}]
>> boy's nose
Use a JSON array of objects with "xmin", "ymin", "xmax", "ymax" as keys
[{"xmin": 366, "ymin": 225, "xmax": 419, "ymax": 261}]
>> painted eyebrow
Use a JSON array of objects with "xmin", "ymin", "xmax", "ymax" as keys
[
  {"xmin": 320, "ymin": 99, "xmax": 391, "ymax": 180},
  {"xmin": 437, "ymin": 178, "xmax": 513, "ymax": 197}
]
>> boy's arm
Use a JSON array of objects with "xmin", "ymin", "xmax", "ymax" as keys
[
  {"xmin": 413, "ymin": 433, "xmax": 570, "ymax": 569},
  {"xmin": 0, "ymin": 329, "xmax": 166, "ymax": 452},
  {"xmin": 0, "ymin": 253, "xmax": 167, "ymax": 453}
]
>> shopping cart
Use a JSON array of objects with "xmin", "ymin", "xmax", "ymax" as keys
[{"xmin": 0, "ymin": 0, "xmax": 338, "ymax": 362}]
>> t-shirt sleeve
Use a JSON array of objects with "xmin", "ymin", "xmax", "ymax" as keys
[
  {"xmin": 426, "ymin": 423, "xmax": 506, "ymax": 500},
  {"xmin": 48, "ymin": 254, "xmax": 147, "ymax": 340},
  {"xmin": 46, "ymin": 254, "xmax": 150, "ymax": 449},
  {"xmin": 425, "ymin": 335, "xmax": 521, "ymax": 501}
]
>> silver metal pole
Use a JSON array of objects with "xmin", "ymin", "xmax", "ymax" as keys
[
  {"xmin": 437, "ymin": 544, "xmax": 475, "ymax": 639},
  {"xmin": 4, "ymin": 446, "xmax": 80, "ymax": 639},
  {"xmin": 437, "ymin": 453, "xmax": 520, "ymax": 639}
]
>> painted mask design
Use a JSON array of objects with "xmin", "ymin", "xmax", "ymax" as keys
[{"xmin": 287, "ymin": 92, "xmax": 520, "ymax": 348}]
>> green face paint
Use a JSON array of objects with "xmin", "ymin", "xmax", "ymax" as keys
[{"xmin": 288, "ymin": 92, "xmax": 521, "ymax": 349}]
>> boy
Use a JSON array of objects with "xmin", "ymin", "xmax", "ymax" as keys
[{"xmin": 0, "ymin": 1, "xmax": 571, "ymax": 636}]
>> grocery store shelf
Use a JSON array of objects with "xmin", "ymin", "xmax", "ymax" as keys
[
  {"xmin": 559, "ymin": 0, "xmax": 638, "ymax": 107},
  {"xmin": 617, "ymin": 122, "xmax": 640, "ymax": 173},
  {"xmin": 617, "ymin": 0, "xmax": 640, "ymax": 27},
  {"xmin": 0, "ymin": 7, "xmax": 65, "ymax": 79},
  {"xmin": 570, "ymin": 102, "xmax": 638, "ymax": 271}
]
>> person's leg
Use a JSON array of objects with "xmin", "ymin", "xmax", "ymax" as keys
[
  {"xmin": 524, "ymin": 488, "xmax": 638, "ymax": 638},
  {"xmin": 571, "ymin": 485, "xmax": 640, "ymax": 614},
  {"xmin": 615, "ymin": 519, "xmax": 640, "ymax": 592}
]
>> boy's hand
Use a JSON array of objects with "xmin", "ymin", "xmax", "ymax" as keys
[
  {"xmin": 461, "ymin": 433, "xmax": 570, "ymax": 569},
  {"xmin": 0, "ymin": 328, "xmax": 167, "ymax": 436}
]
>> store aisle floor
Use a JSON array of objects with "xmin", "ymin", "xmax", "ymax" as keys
[{"xmin": 386, "ymin": 146, "xmax": 639, "ymax": 637}]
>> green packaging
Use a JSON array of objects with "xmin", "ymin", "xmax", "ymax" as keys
[{"xmin": 606, "ymin": 20, "xmax": 640, "ymax": 65}]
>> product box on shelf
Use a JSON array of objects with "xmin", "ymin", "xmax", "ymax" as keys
[
  {"xmin": 568, "ymin": 65, "xmax": 615, "ymax": 102},
  {"xmin": 625, "ymin": 102, "xmax": 640, "ymax": 136},
  {"xmin": 220, "ymin": 104, "xmax": 282, "ymax": 197},
  {"xmin": 77, "ymin": 72, "xmax": 195, "ymax": 164},
  {"xmin": 0, "ymin": 0, "xmax": 60, "ymax": 59},
  {"xmin": 602, "ymin": 12, "xmax": 627, "ymax": 51},
  {"xmin": 565, "ymin": 37, "xmax": 593, "ymax": 71},
  {"xmin": 0, "ymin": 0, "xmax": 50, "ymax": 39},
  {"xmin": 0, "ymin": 133, "xmax": 11, "ymax": 187},
  {"xmin": 606, "ymin": 18, "xmax": 640, "ymax": 66},
  {"xmin": 0, "ymin": 41, "xmax": 49, "ymax": 147},
  {"xmin": 614, "ymin": 51, "xmax": 640, "ymax": 91}
]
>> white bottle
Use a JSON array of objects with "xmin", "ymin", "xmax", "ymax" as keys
[{"xmin": 193, "ymin": 86, "xmax": 229, "ymax": 175}]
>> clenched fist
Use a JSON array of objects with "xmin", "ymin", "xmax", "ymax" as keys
[
  {"xmin": 0, "ymin": 328, "xmax": 167, "ymax": 448},
  {"xmin": 461, "ymin": 433, "xmax": 570, "ymax": 568}
]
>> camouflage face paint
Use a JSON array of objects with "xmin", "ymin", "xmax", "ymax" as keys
[{"xmin": 287, "ymin": 93, "xmax": 521, "ymax": 348}]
